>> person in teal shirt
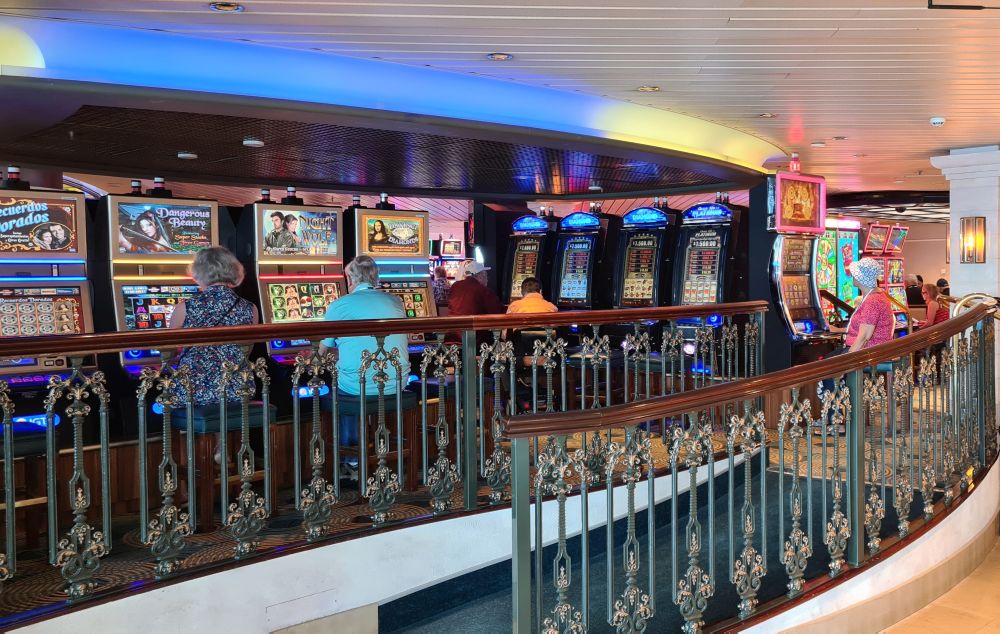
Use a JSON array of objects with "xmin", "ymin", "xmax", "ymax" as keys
[
  {"xmin": 320, "ymin": 255, "xmax": 411, "ymax": 396},
  {"xmin": 319, "ymin": 255, "xmax": 411, "ymax": 461}
]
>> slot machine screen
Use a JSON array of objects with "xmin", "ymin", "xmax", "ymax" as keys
[
  {"xmin": 557, "ymin": 236, "xmax": 594, "ymax": 302},
  {"xmin": 780, "ymin": 237, "xmax": 814, "ymax": 273},
  {"xmin": 0, "ymin": 287, "xmax": 84, "ymax": 338},
  {"xmin": 266, "ymin": 282, "xmax": 340, "ymax": 323},
  {"xmin": 441, "ymin": 239, "xmax": 464, "ymax": 257},
  {"xmin": 680, "ymin": 229, "xmax": 722, "ymax": 305},
  {"xmin": 379, "ymin": 281, "xmax": 432, "ymax": 317},
  {"xmin": 120, "ymin": 284, "xmax": 199, "ymax": 330},
  {"xmin": 0, "ymin": 194, "xmax": 81, "ymax": 254},
  {"xmin": 509, "ymin": 236, "xmax": 542, "ymax": 300},
  {"xmin": 887, "ymin": 285, "xmax": 908, "ymax": 310},
  {"xmin": 884, "ymin": 226, "xmax": 908, "ymax": 254},
  {"xmin": 117, "ymin": 201, "xmax": 214, "ymax": 255},
  {"xmin": 780, "ymin": 274, "xmax": 821, "ymax": 326},
  {"xmin": 886, "ymin": 259, "xmax": 905, "ymax": 285},
  {"xmin": 836, "ymin": 231, "xmax": 860, "ymax": 307},
  {"xmin": 621, "ymin": 232, "xmax": 657, "ymax": 307},
  {"xmin": 864, "ymin": 225, "xmax": 890, "ymax": 254},
  {"xmin": 815, "ymin": 230, "xmax": 837, "ymax": 315}
]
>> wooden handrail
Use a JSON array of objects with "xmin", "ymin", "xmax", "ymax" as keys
[
  {"xmin": 818, "ymin": 289, "xmax": 854, "ymax": 319},
  {"xmin": 504, "ymin": 303, "xmax": 993, "ymax": 438},
  {"xmin": 0, "ymin": 301, "xmax": 768, "ymax": 358}
]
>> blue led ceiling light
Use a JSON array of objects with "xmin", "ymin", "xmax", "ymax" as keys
[
  {"xmin": 682, "ymin": 203, "xmax": 732, "ymax": 223},
  {"xmin": 623, "ymin": 207, "xmax": 667, "ymax": 226},
  {"xmin": 560, "ymin": 212, "xmax": 601, "ymax": 230},
  {"xmin": 512, "ymin": 215, "xmax": 549, "ymax": 233}
]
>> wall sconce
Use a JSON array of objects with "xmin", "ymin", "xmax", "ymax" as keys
[{"xmin": 960, "ymin": 216, "xmax": 986, "ymax": 263}]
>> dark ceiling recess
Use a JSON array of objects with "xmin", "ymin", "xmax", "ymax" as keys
[
  {"xmin": 0, "ymin": 105, "xmax": 747, "ymax": 199},
  {"xmin": 827, "ymin": 190, "xmax": 950, "ymax": 223}
]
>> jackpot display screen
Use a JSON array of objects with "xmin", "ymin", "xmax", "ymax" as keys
[
  {"xmin": 885, "ymin": 226, "xmax": 908, "ymax": 254},
  {"xmin": 557, "ymin": 236, "xmax": 594, "ymax": 302},
  {"xmin": 0, "ymin": 287, "xmax": 83, "ymax": 337},
  {"xmin": 865, "ymin": 225, "xmax": 890, "ymax": 254},
  {"xmin": 0, "ymin": 194, "xmax": 80, "ymax": 254},
  {"xmin": 815, "ymin": 230, "xmax": 837, "ymax": 316},
  {"xmin": 117, "ymin": 202, "xmax": 213, "ymax": 255},
  {"xmin": 621, "ymin": 232, "xmax": 657, "ymax": 306},
  {"xmin": 120, "ymin": 285, "xmax": 199, "ymax": 330},
  {"xmin": 266, "ymin": 282, "xmax": 340, "ymax": 323},
  {"xmin": 441, "ymin": 239, "xmax": 463, "ymax": 257},
  {"xmin": 379, "ymin": 281, "xmax": 432, "ymax": 317},
  {"xmin": 360, "ymin": 213, "xmax": 426, "ymax": 256},
  {"xmin": 680, "ymin": 229, "xmax": 722, "ymax": 305},
  {"xmin": 260, "ymin": 206, "xmax": 339, "ymax": 257},
  {"xmin": 780, "ymin": 237, "xmax": 814, "ymax": 273},
  {"xmin": 509, "ymin": 236, "xmax": 542, "ymax": 300}
]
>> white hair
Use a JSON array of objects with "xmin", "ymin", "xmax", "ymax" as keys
[
  {"xmin": 190, "ymin": 246, "xmax": 244, "ymax": 287},
  {"xmin": 346, "ymin": 255, "xmax": 380, "ymax": 287}
]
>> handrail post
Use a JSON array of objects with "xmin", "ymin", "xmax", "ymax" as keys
[
  {"xmin": 977, "ymin": 320, "xmax": 988, "ymax": 469},
  {"xmin": 462, "ymin": 329, "xmax": 479, "ymax": 510},
  {"xmin": 511, "ymin": 436, "xmax": 532, "ymax": 633},
  {"xmin": 845, "ymin": 368, "xmax": 866, "ymax": 566}
]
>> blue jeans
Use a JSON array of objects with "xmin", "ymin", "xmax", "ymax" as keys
[{"xmin": 339, "ymin": 414, "xmax": 359, "ymax": 447}]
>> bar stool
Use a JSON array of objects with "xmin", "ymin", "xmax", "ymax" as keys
[
  {"xmin": 172, "ymin": 402, "xmax": 278, "ymax": 533},
  {"xmin": 329, "ymin": 390, "xmax": 419, "ymax": 492}
]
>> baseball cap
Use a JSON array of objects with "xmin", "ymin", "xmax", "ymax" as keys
[{"xmin": 462, "ymin": 260, "xmax": 491, "ymax": 276}]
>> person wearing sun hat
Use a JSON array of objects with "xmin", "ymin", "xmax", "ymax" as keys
[{"xmin": 828, "ymin": 257, "xmax": 896, "ymax": 353}]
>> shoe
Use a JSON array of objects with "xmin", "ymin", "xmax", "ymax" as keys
[
  {"xmin": 339, "ymin": 461, "xmax": 359, "ymax": 482},
  {"xmin": 214, "ymin": 451, "xmax": 223, "ymax": 465}
]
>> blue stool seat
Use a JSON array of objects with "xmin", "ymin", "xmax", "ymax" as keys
[
  {"xmin": 875, "ymin": 362, "xmax": 895, "ymax": 374},
  {"xmin": 334, "ymin": 390, "xmax": 418, "ymax": 416},
  {"xmin": 169, "ymin": 402, "xmax": 277, "ymax": 434}
]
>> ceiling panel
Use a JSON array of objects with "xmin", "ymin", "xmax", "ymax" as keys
[{"xmin": 2, "ymin": 0, "xmax": 996, "ymax": 193}]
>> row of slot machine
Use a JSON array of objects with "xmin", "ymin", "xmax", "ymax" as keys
[
  {"xmin": 762, "ymin": 171, "xmax": 910, "ymax": 369},
  {"xmin": 0, "ymin": 178, "xmax": 438, "ymax": 433},
  {"xmin": 497, "ymin": 199, "xmax": 745, "ymax": 313}
]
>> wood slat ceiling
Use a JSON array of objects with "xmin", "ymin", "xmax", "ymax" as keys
[{"xmin": 4, "ymin": 0, "xmax": 991, "ymax": 196}]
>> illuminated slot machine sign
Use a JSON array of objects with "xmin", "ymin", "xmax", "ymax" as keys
[
  {"xmin": 779, "ymin": 237, "xmax": 822, "ymax": 326},
  {"xmin": 115, "ymin": 199, "xmax": 215, "ymax": 258},
  {"xmin": 884, "ymin": 225, "xmax": 908, "ymax": 255},
  {"xmin": 863, "ymin": 224, "xmax": 890, "ymax": 255},
  {"xmin": 557, "ymin": 237, "xmax": 595, "ymax": 304}
]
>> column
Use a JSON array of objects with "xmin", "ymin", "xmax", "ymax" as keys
[{"xmin": 930, "ymin": 145, "xmax": 1000, "ymax": 298}]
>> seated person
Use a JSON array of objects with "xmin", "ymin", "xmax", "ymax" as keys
[
  {"xmin": 918, "ymin": 283, "xmax": 949, "ymax": 328},
  {"xmin": 169, "ymin": 247, "xmax": 259, "ymax": 464},
  {"xmin": 319, "ymin": 256, "xmax": 411, "ymax": 473},
  {"xmin": 506, "ymin": 277, "xmax": 557, "ymax": 315},
  {"xmin": 431, "ymin": 266, "xmax": 451, "ymax": 305},
  {"xmin": 448, "ymin": 261, "xmax": 504, "ymax": 317}
]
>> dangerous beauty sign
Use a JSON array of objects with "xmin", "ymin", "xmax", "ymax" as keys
[{"xmin": 0, "ymin": 195, "xmax": 78, "ymax": 253}]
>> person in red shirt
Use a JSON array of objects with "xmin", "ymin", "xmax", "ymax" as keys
[
  {"xmin": 448, "ymin": 260, "xmax": 504, "ymax": 317},
  {"xmin": 828, "ymin": 257, "xmax": 896, "ymax": 352}
]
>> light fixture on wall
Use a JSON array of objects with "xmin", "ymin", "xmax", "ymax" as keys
[{"xmin": 960, "ymin": 216, "xmax": 986, "ymax": 263}]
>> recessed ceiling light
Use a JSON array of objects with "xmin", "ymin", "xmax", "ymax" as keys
[
  {"xmin": 636, "ymin": 85, "xmax": 660, "ymax": 92},
  {"xmin": 758, "ymin": 112, "xmax": 777, "ymax": 119},
  {"xmin": 177, "ymin": 151, "xmax": 198, "ymax": 160},
  {"xmin": 833, "ymin": 135, "xmax": 848, "ymax": 141},
  {"xmin": 242, "ymin": 137, "xmax": 264, "ymax": 148},
  {"xmin": 810, "ymin": 141, "xmax": 826, "ymax": 148},
  {"xmin": 853, "ymin": 153, "xmax": 867, "ymax": 158},
  {"xmin": 208, "ymin": 2, "xmax": 245, "ymax": 11},
  {"xmin": 894, "ymin": 178, "xmax": 905, "ymax": 184},
  {"xmin": 588, "ymin": 184, "xmax": 603, "ymax": 192},
  {"xmin": 486, "ymin": 52, "xmax": 513, "ymax": 61}
]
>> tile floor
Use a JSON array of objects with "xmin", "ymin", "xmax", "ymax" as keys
[{"xmin": 885, "ymin": 541, "xmax": 1000, "ymax": 633}]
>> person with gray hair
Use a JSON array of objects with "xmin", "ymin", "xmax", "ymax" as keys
[
  {"xmin": 319, "ymin": 255, "xmax": 411, "ymax": 467},
  {"xmin": 169, "ymin": 246, "xmax": 259, "ymax": 463}
]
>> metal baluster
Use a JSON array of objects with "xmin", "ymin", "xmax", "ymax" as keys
[
  {"xmin": 820, "ymin": 376, "xmax": 850, "ymax": 577},
  {"xmin": 482, "ymin": 337, "xmax": 514, "ymax": 504},
  {"xmin": 863, "ymin": 374, "xmax": 886, "ymax": 555},
  {"xmin": 782, "ymin": 390, "xmax": 812, "ymax": 597},
  {"xmin": 297, "ymin": 346, "xmax": 337, "ymax": 539},
  {"xmin": 422, "ymin": 339, "xmax": 461, "ymax": 514},
  {"xmin": 222, "ymin": 354, "xmax": 269, "ymax": 558},
  {"xmin": 893, "ymin": 358, "xmax": 914, "ymax": 538},
  {"xmin": 359, "ymin": 336, "xmax": 402, "ymax": 526},
  {"xmin": 729, "ymin": 400, "xmax": 766, "ymax": 619},
  {"xmin": 0, "ymin": 382, "xmax": 14, "ymax": 583},
  {"xmin": 48, "ymin": 360, "xmax": 109, "ymax": 599}
]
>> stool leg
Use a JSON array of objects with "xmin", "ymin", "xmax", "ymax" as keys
[
  {"xmin": 196, "ymin": 435, "xmax": 215, "ymax": 533},
  {"xmin": 405, "ymin": 410, "xmax": 418, "ymax": 493}
]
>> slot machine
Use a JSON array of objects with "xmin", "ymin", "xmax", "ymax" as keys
[
  {"xmin": 0, "ymin": 187, "xmax": 93, "ymax": 438},
  {"xmin": 814, "ymin": 217, "xmax": 861, "ymax": 324},
  {"xmin": 612, "ymin": 206, "xmax": 677, "ymax": 309},
  {"xmin": 549, "ymin": 212, "xmax": 620, "ymax": 310},
  {"xmin": 672, "ymin": 202, "xmax": 736, "ymax": 308},
  {"xmin": 93, "ymin": 194, "xmax": 225, "ymax": 375},
  {"xmin": 767, "ymin": 172, "xmax": 840, "ymax": 366},
  {"xmin": 235, "ymin": 199, "xmax": 346, "ymax": 364},
  {"xmin": 430, "ymin": 235, "xmax": 466, "ymax": 282},
  {"xmin": 501, "ymin": 214, "xmax": 554, "ymax": 304},
  {"xmin": 343, "ymin": 205, "xmax": 436, "ymax": 348},
  {"xmin": 882, "ymin": 224, "xmax": 910, "ymax": 328}
]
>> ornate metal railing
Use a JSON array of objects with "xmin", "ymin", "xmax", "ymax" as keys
[
  {"xmin": 0, "ymin": 301, "xmax": 766, "ymax": 626},
  {"xmin": 506, "ymin": 299, "xmax": 997, "ymax": 633}
]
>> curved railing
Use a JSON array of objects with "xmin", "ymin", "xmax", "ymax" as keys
[
  {"xmin": 0, "ymin": 300, "xmax": 767, "ymax": 627},
  {"xmin": 505, "ymin": 299, "xmax": 997, "ymax": 633}
]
